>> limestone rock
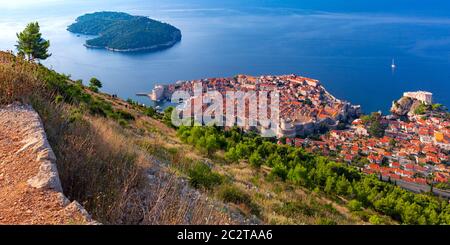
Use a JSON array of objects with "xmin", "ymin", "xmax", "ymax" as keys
[
  {"xmin": 27, "ymin": 159, "xmax": 63, "ymax": 193},
  {"xmin": 390, "ymin": 96, "xmax": 422, "ymax": 118}
]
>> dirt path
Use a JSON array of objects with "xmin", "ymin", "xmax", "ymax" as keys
[{"xmin": 0, "ymin": 103, "xmax": 93, "ymax": 224}]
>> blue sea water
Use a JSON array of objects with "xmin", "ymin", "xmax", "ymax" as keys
[{"xmin": 1, "ymin": 0, "xmax": 449, "ymax": 113}]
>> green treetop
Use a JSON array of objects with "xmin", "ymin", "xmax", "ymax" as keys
[
  {"xmin": 89, "ymin": 77, "xmax": 102, "ymax": 92},
  {"xmin": 16, "ymin": 22, "xmax": 51, "ymax": 61}
]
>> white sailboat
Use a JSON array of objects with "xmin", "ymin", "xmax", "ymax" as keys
[{"xmin": 391, "ymin": 58, "xmax": 396, "ymax": 69}]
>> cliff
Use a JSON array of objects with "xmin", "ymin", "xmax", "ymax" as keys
[{"xmin": 390, "ymin": 96, "xmax": 424, "ymax": 119}]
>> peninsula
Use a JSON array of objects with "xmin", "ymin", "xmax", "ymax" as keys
[{"xmin": 67, "ymin": 11, "xmax": 182, "ymax": 52}]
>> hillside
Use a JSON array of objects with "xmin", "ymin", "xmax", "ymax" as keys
[
  {"xmin": 0, "ymin": 51, "xmax": 253, "ymax": 224},
  {"xmin": 2, "ymin": 51, "xmax": 449, "ymax": 225},
  {"xmin": 0, "ymin": 51, "xmax": 372, "ymax": 225},
  {"xmin": 67, "ymin": 12, "xmax": 182, "ymax": 52}
]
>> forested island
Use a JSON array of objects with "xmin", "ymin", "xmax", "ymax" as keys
[{"xmin": 67, "ymin": 11, "xmax": 182, "ymax": 52}]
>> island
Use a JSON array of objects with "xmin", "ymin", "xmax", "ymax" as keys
[{"xmin": 67, "ymin": 11, "xmax": 182, "ymax": 52}]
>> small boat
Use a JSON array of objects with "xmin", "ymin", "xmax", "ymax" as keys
[{"xmin": 391, "ymin": 58, "xmax": 396, "ymax": 69}]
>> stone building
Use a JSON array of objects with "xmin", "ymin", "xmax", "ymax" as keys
[{"xmin": 403, "ymin": 91, "xmax": 433, "ymax": 105}]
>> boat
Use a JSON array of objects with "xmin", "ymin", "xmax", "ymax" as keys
[{"xmin": 391, "ymin": 58, "xmax": 396, "ymax": 69}]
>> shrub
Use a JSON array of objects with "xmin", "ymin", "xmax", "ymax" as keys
[
  {"xmin": 188, "ymin": 162, "xmax": 222, "ymax": 189},
  {"xmin": 414, "ymin": 103, "xmax": 428, "ymax": 115},
  {"xmin": 118, "ymin": 118, "xmax": 128, "ymax": 127},
  {"xmin": 87, "ymin": 99, "xmax": 109, "ymax": 117},
  {"xmin": 54, "ymin": 95, "xmax": 63, "ymax": 104},
  {"xmin": 68, "ymin": 108, "xmax": 83, "ymax": 122},
  {"xmin": 269, "ymin": 162, "xmax": 288, "ymax": 181},
  {"xmin": 224, "ymin": 147, "xmax": 239, "ymax": 162},
  {"xmin": 218, "ymin": 185, "xmax": 260, "ymax": 215},
  {"xmin": 369, "ymin": 215, "xmax": 383, "ymax": 225},
  {"xmin": 75, "ymin": 79, "xmax": 83, "ymax": 86},
  {"xmin": 368, "ymin": 120, "xmax": 385, "ymax": 138},
  {"xmin": 163, "ymin": 106, "xmax": 174, "ymax": 127},
  {"xmin": 116, "ymin": 109, "xmax": 135, "ymax": 121},
  {"xmin": 88, "ymin": 85, "xmax": 99, "ymax": 93},
  {"xmin": 143, "ymin": 106, "xmax": 157, "ymax": 117},
  {"xmin": 249, "ymin": 152, "xmax": 263, "ymax": 168},
  {"xmin": 347, "ymin": 199, "xmax": 363, "ymax": 212},
  {"xmin": 219, "ymin": 185, "xmax": 249, "ymax": 204}
]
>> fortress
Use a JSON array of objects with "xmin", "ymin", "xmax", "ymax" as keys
[{"xmin": 403, "ymin": 91, "xmax": 433, "ymax": 105}]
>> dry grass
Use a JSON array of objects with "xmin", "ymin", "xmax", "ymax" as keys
[
  {"xmin": 0, "ymin": 52, "xmax": 43, "ymax": 105},
  {"xmin": 32, "ymin": 98, "xmax": 145, "ymax": 224},
  {"xmin": 32, "ymin": 92, "xmax": 233, "ymax": 224},
  {"xmin": 142, "ymin": 174, "xmax": 235, "ymax": 225}
]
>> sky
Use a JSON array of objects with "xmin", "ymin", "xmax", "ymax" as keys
[{"xmin": 1, "ymin": 0, "xmax": 61, "ymax": 8}]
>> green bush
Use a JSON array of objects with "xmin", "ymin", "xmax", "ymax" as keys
[
  {"xmin": 188, "ymin": 162, "xmax": 222, "ymax": 189},
  {"xmin": 219, "ymin": 185, "xmax": 249, "ymax": 204},
  {"xmin": 87, "ymin": 99, "xmax": 109, "ymax": 117},
  {"xmin": 432, "ymin": 103, "xmax": 443, "ymax": 111},
  {"xmin": 249, "ymin": 152, "xmax": 263, "ymax": 168},
  {"xmin": 269, "ymin": 163, "xmax": 288, "ymax": 181},
  {"xmin": 68, "ymin": 108, "xmax": 83, "ymax": 123},
  {"xmin": 218, "ymin": 185, "xmax": 260, "ymax": 215},
  {"xmin": 369, "ymin": 215, "xmax": 383, "ymax": 225},
  {"xmin": 435, "ymin": 182, "xmax": 450, "ymax": 190},
  {"xmin": 143, "ymin": 106, "xmax": 157, "ymax": 117},
  {"xmin": 88, "ymin": 85, "xmax": 99, "ymax": 93},
  {"xmin": 118, "ymin": 118, "xmax": 128, "ymax": 127},
  {"xmin": 116, "ymin": 109, "xmax": 135, "ymax": 121},
  {"xmin": 348, "ymin": 199, "xmax": 363, "ymax": 212},
  {"xmin": 414, "ymin": 103, "xmax": 428, "ymax": 115},
  {"xmin": 54, "ymin": 95, "xmax": 63, "ymax": 104}
]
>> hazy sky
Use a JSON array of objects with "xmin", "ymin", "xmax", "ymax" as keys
[{"xmin": 1, "ymin": 0, "xmax": 64, "ymax": 9}]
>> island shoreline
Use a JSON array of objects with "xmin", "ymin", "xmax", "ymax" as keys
[{"xmin": 83, "ymin": 36, "xmax": 181, "ymax": 53}]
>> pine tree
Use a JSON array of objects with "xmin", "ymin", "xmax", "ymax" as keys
[
  {"xmin": 89, "ymin": 77, "xmax": 102, "ymax": 88},
  {"xmin": 89, "ymin": 77, "xmax": 103, "ymax": 92},
  {"xmin": 16, "ymin": 22, "xmax": 51, "ymax": 61}
]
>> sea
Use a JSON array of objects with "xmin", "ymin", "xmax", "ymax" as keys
[{"xmin": 1, "ymin": 0, "xmax": 449, "ymax": 113}]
